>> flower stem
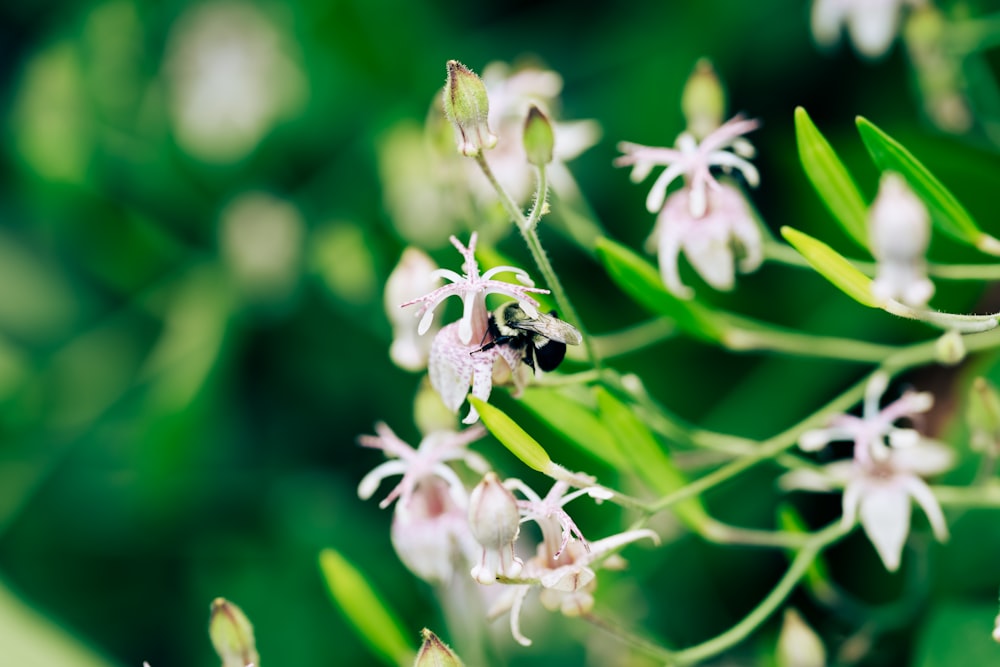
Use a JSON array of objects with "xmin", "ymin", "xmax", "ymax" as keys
[{"xmin": 473, "ymin": 153, "xmax": 600, "ymax": 368}]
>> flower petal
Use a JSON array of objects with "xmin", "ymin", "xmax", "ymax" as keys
[{"xmin": 858, "ymin": 482, "xmax": 912, "ymax": 571}]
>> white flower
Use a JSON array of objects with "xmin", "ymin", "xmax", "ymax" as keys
[
  {"xmin": 400, "ymin": 233, "xmax": 548, "ymax": 346},
  {"xmin": 812, "ymin": 0, "xmax": 924, "ymax": 60},
  {"xmin": 469, "ymin": 472, "xmax": 524, "ymax": 584},
  {"xmin": 485, "ymin": 479, "xmax": 658, "ymax": 646},
  {"xmin": 782, "ymin": 373, "xmax": 953, "ymax": 571},
  {"xmin": 385, "ymin": 247, "xmax": 441, "ymax": 371},
  {"xmin": 868, "ymin": 172, "xmax": 934, "ymax": 308},
  {"xmin": 357, "ymin": 423, "xmax": 489, "ymax": 509},
  {"xmin": 651, "ymin": 181, "xmax": 763, "ymax": 299},
  {"xmin": 616, "ymin": 115, "xmax": 760, "ymax": 218}
]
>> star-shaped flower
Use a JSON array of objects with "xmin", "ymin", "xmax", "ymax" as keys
[
  {"xmin": 400, "ymin": 233, "xmax": 549, "ymax": 346},
  {"xmin": 357, "ymin": 422, "xmax": 489, "ymax": 509},
  {"xmin": 781, "ymin": 373, "xmax": 954, "ymax": 571},
  {"xmin": 616, "ymin": 115, "xmax": 760, "ymax": 218}
]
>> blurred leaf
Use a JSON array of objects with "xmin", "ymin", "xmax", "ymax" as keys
[
  {"xmin": 594, "ymin": 237, "xmax": 725, "ymax": 342},
  {"xmin": 517, "ymin": 386, "xmax": 627, "ymax": 468},
  {"xmin": 595, "ymin": 386, "xmax": 709, "ymax": 529},
  {"xmin": 856, "ymin": 116, "xmax": 1000, "ymax": 255},
  {"xmin": 794, "ymin": 107, "xmax": 869, "ymax": 249},
  {"xmin": 0, "ymin": 577, "xmax": 117, "ymax": 667},
  {"xmin": 913, "ymin": 601, "xmax": 1000, "ymax": 667},
  {"xmin": 780, "ymin": 227, "xmax": 879, "ymax": 308},
  {"xmin": 777, "ymin": 504, "xmax": 833, "ymax": 596},
  {"xmin": 318, "ymin": 549, "xmax": 413, "ymax": 667},
  {"xmin": 468, "ymin": 396, "xmax": 553, "ymax": 473}
]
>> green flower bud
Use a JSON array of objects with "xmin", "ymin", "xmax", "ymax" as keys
[
  {"xmin": 443, "ymin": 60, "xmax": 497, "ymax": 157},
  {"xmin": 522, "ymin": 105, "xmax": 554, "ymax": 166},
  {"xmin": 414, "ymin": 629, "xmax": 464, "ymax": 667},
  {"xmin": 681, "ymin": 59, "xmax": 726, "ymax": 140},
  {"xmin": 968, "ymin": 377, "xmax": 1000, "ymax": 455},
  {"xmin": 209, "ymin": 598, "xmax": 260, "ymax": 667},
  {"xmin": 934, "ymin": 330, "xmax": 965, "ymax": 366}
]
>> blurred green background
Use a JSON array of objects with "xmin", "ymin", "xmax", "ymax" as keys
[{"xmin": 1, "ymin": 0, "xmax": 1000, "ymax": 665}]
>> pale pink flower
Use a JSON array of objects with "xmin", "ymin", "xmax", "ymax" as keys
[
  {"xmin": 651, "ymin": 181, "xmax": 763, "ymax": 299},
  {"xmin": 469, "ymin": 472, "xmax": 524, "ymax": 584},
  {"xmin": 812, "ymin": 0, "xmax": 924, "ymax": 60},
  {"xmin": 385, "ymin": 247, "xmax": 441, "ymax": 371},
  {"xmin": 400, "ymin": 233, "xmax": 548, "ymax": 346},
  {"xmin": 616, "ymin": 115, "xmax": 760, "ymax": 218},
  {"xmin": 782, "ymin": 373, "xmax": 953, "ymax": 571},
  {"xmin": 357, "ymin": 422, "xmax": 488, "ymax": 509},
  {"xmin": 868, "ymin": 172, "xmax": 934, "ymax": 308},
  {"xmin": 485, "ymin": 479, "xmax": 657, "ymax": 646}
]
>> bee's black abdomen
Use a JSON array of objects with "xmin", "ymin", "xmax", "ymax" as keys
[{"xmin": 534, "ymin": 339, "xmax": 566, "ymax": 372}]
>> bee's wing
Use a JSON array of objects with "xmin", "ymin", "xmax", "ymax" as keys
[{"xmin": 511, "ymin": 314, "xmax": 583, "ymax": 345}]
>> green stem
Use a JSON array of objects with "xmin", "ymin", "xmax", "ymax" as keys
[
  {"xmin": 592, "ymin": 318, "xmax": 676, "ymax": 358},
  {"xmin": 700, "ymin": 518, "xmax": 814, "ymax": 549},
  {"xmin": 722, "ymin": 324, "xmax": 897, "ymax": 363},
  {"xmin": 474, "ymin": 153, "xmax": 600, "ymax": 368},
  {"xmin": 765, "ymin": 239, "xmax": 1000, "ymax": 281},
  {"xmin": 931, "ymin": 484, "xmax": 1000, "ymax": 508},
  {"xmin": 670, "ymin": 521, "xmax": 852, "ymax": 665}
]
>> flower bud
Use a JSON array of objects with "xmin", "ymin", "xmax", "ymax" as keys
[
  {"xmin": 414, "ymin": 628, "xmax": 464, "ymax": 667},
  {"xmin": 386, "ymin": 247, "xmax": 440, "ymax": 372},
  {"xmin": 523, "ymin": 105, "xmax": 554, "ymax": 167},
  {"xmin": 868, "ymin": 172, "xmax": 934, "ymax": 307},
  {"xmin": 993, "ymin": 608, "xmax": 1000, "ymax": 643},
  {"xmin": 968, "ymin": 377, "xmax": 1000, "ymax": 455},
  {"xmin": 209, "ymin": 598, "xmax": 259, "ymax": 667},
  {"xmin": 934, "ymin": 329, "xmax": 965, "ymax": 366},
  {"xmin": 468, "ymin": 472, "xmax": 522, "ymax": 584},
  {"xmin": 443, "ymin": 60, "xmax": 497, "ymax": 157},
  {"xmin": 776, "ymin": 608, "xmax": 826, "ymax": 667},
  {"xmin": 681, "ymin": 59, "xmax": 725, "ymax": 140}
]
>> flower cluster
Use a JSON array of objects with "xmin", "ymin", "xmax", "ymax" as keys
[
  {"xmin": 781, "ymin": 373, "xmax": 953, "ymax": 571},
  {"xmin": 357, "ymin": 424, "xmax": 656, "ymax": 645},
  {"xmin": 616, "ymin": 67, "xmax": 764, "ymax": 299}
]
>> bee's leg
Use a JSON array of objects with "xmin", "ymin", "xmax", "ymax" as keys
[{"xmin": 471, "ymin": 335, "xmax": 512, "ymax": 355}]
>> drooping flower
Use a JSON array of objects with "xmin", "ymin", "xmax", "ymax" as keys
[
  {"xmin": 651, "ymin": 181, "xmax": 763, "ymax": 299},
  {"xmin": 385, "ymin": 247, "xmax": 441, "ymax": 371},
  {"xmin": 400, "ymin": 233, "xmax": 549, "ymax": 346},
  {"xmin": 357, "ymin": 422, "xmax": 489, "ymax": 509},
  {"xmin": 868, "ymin": 172, "xmax": 934, "ymax": 308},
  {"xmin": 469, "ymin": 472, "xmax": 524, "ymax": 585},
  {"xmin": 484, "ymin": 479, "xmax": 657, "ymax": 646},
  {"xmin": 616, "ymin": 115, "xmax": 760, "ymax": 218},
  {"xmin": 781, "ymin": 373, "xmax": 953, "ymax": 571},
  {"xmin": 811, "ymin": 0, "xmax": 924, "ymax": 60}
]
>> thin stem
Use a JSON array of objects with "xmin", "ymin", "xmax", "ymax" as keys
[
  {"xmin": 670, "ymin": 521, "xmax": 852, "ymax": 665},
  {"xmin": 582, "ymin": 612, "xmax": 676, "ymax": 664},
  {"xmin": 931, "ymin": 484, "xmax": 1000, "ymax": 508},
  {"xmin": 722, "ymin": 324, "xmax": 898, "ymax": 363},
  {"xmin": 592, "ymin": 318, "xmax": 676, "ymax": 358},
  {"xmin": 700, "ymin": 518, "xmax": 814, "ymax": 549},
  {"xmin": 473, "ymin": 153, "xmax": 600, "ymax": 368},
  {"xmin": 765, "ymin": 239, "xmax": 1000, "ymax": 281}
]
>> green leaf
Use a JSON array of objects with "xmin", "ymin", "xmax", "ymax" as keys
[
  {"xmin": 794, "ymin": 107, "xmax": 869, "ymax": 249},
  {"xmin": 469, "ymin": 395, "xmax": 553, "ymax": 473},
  {"xmin": 777, "ymin": 504, "xmax": 833, "ymax": 595},
  {"xmin": 318, "ymin": 549, "xmax": 413, "ymax": 667},
  {"xmin": 595, "ymin": 237, "xmax": 726, "ymax": 341},
  {"xmin": 856, "ymin": 116, "xmax": 1000, "ymax": 255},
  {"xmin": 595, "ymin": 386, "xmax": 709, "ymax": 530},
  {"xmin": 517, "ymin": 386, "xmax": 627, "ymax": 469},
  {"xmin": 780, "ymin": 227, "xmax": 879, "ymax": 308}
]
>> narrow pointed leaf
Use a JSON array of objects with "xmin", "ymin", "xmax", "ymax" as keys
[
  {"xmin": 595, "ymin": 237, "xmax": 726, "ymax": 341},
  {"xmin": 781, "ymin": 227, "xmax": 879, "ymax": 307},
  {"xmin": 517, "ymin": 387, "xmax": 627, "ymax": 468},
  {"xmin": 319, "ymin": 549, "xmax": 413, "ymax": 667},
  {"xmin": 596, "ymin": 387, "xmax": 709, "ymax": 530},
  {"xmin": 856, "ymin": 116, "xmax": 1000, "ymax": 255},
  {"xmin": 468, "ymin": 395, "xmax": 553, "ymax": 473},
  {"xmin": 794, "ymin": 107, "xmax": 869, "ymax": 249}
]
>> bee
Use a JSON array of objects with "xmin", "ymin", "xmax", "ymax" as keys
[{"xmin": 475, "ymin": 302, "xmax": 583, "ymax": 372}]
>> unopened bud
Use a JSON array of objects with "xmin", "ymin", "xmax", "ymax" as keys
[
  {"xmin": 777, "ymin": 608, "xmax": 826, "ymax": 667},
  {"xmin": 934, "ymin": 330, "xmax": 965, "ymax": 366},
  {"xmin": 468, "ymin": 472, "xmax": 522, "ymax": 584},
  {"xmin": 209, "ymin": 598, "xmax": 259, "ymax": 667},
  {"xmin": 993, "ymin": 608, "xmax": 1000, "ymax": 643},
  {"xmin": 443, "ymin": 60, "xmax": 497, "ymax": 157},
  {"xmin": 869, "ymin": 172, "xmax": 934, "ymax": 307},
  {"xmin": 523, "ymin": 105, "xmax": 554, "ymax": 166},
  {"xmin": 414, "ymin": 628, "xmax": 464, "ymax": 667},
  {"xmin": 386, "ymin": 247, "xmax": 440, "ymax": 372},
  {"xmin": 681, "ymin": 59, "xmax": 725, "ymax": 140},
  {"xmin": 968, "ymin": 377, "xmax": 1000, "ymax": 454}
]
